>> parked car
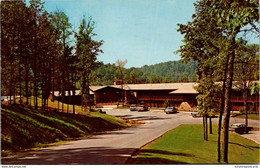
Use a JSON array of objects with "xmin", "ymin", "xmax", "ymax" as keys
[
  {"xmin": 164, "ymin": 107, "xmax": 178, "ymax": 114},
  {"xmin": 97, "ymin": 109, "xmax": 106, "ymax": 114},
  {"xmin": 229, "ymin": 123, "xmax": 253, "ymax": 134},
  {"xmin": 130, "ymin": 104, "xmax": 137, "ymax": 111},
  {"xmin": 191, "ymin": 110, "xmax": 199, "ymax": 117},
  {"xmin": 137, "ymin": 104, "xmax": 148, "ymax": 111}
]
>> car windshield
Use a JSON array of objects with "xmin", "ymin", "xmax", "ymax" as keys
[
  {"xmin": 231, "ymin": 123, "xmax": 245, "ymax": 128},
  {"xmin": 130, "ymin": 104, "xmax": 136, "ymax": 107},
  {"xmin": 167, "ymin": 107, "xmax": 173, "ymax": 109}
]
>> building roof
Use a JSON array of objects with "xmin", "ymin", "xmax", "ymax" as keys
[
  {"xmin": 51, "ymin": 81, "xmax": 259, "ymax": 97},
  {"xmin": 169, "ymin": 83, "xmax": 198, "ymax": 94},
  {"xmin": 123, "ymin": 83, "xmax": 197, "ymax": 91},
  {"xmin": 90, "ymin": 85, "xmax": 123, "ymax": 91},
  {"xmin": 90, "ymin": 82, "xmax": 199, "ymax": 94}
]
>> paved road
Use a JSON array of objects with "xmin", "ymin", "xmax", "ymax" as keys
[{"xmin": 2, "ymin": 109, "xmax": 259, "ymax": 165}]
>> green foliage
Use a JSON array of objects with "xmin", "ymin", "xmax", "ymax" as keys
[
  {"xmin": 250, "ymin": 82, "xmax": 259, "ymax": 96},
  {"xmin": 129, "ymin": 124, "xmax": 259, "ymax": 164},
  {"xmin": 74, "ymin": 16, "xmax": 103, "ymax": 111},
  {"xmin": 177, "ymin": 0, "xmax": 259, "ymax": 162},
  {"xmin": 91, "ymin": 60, "xmax": 197, "ymax": 85}
]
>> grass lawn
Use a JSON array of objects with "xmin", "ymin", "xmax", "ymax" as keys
[
  {"xmin": 1, "ymin": 101, "xmax": 130, "ymax": 156},
  {"xmin": 233, "ymin": 113, "xmax": 259, "ymax": 120},
  {"xmin": 127, "ymin": 124, "xmax": 259, "ymax": 164},
  {"xmin": 8, "ymin": 96, "xmax": 89, "ymax": 115}
]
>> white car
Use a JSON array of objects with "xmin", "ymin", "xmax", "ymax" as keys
[
  {"xmin": 130, "ymin": 104, "xmax": 137, "ymax": 111},
  {"xmin": 191, "ymin": 110, "xmax": 199, "ymax": 117},
  {"xmin": 137, "ymin": 105, "xmax": 148, "ymax": 111},
  {"xmin": 164, "ymin": 107, "xmax": 177, "ymax": 114}
]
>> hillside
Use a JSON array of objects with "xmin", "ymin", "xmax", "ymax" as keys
[
  {"xmin": 1, "ymin": 105, "xmax": 128, "ymax": 156},
  {"xmin": 91, "ymin": 60, "xmax": 197, "ymax": 85}
]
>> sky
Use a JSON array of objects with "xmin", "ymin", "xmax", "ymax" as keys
[{"xmin": 43, "ymin": 0, "xmax": 198, "ymax": 68}]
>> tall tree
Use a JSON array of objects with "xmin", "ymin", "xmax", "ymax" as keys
[
  {"xmin": 115, "ymin": 59, "xmax": 128, "ymax": 105},
  {"xmin": 50, "ymin": 10, "xmax": 73, "ymax": 113},
  {"xmin": 233, "ymin": 44, "xmax": 259, "ymax": 125},
  {"xmin": 28, "ymin": 0, "xmax": 47, "ymax": 110},
  {"xmin": 1, "ymin": 1, "xmax": 32, "ymax": 105},
  {"xmin": 209, "ymin": 0, "xmax": 258, "ymax": 163},
  {"xmin": 177, "ymin": 0, "xmax": 258, "ymax": 163},
  {"xmin": 74, "ymin": 16, "xmax": 103, "ymax": 112}
]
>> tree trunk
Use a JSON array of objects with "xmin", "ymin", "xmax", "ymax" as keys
[
  {"xmin": 72, "ymin": 73, "xmax": 75, "ymax": 114},
  {"xmin": 29, "ymin": 91, "xmax": 32, "ymax": 107},
  {"xmin": 209, "ymin": 116, "xmax": 212, "ymax": 134},
  {"xmin": 25, "ymin": 55, "xmax": 29, "ymax": 105},
  {"xmin": 10, "ymin": 51, "xmax": 13, "ymax": 105},
  {"xmin": 205, "ymin": 115, "xmax": 208, "ymax": 141},
  {"xmin": 19, "ymin": 57, "xmax": 22, "ymax": 104},
  {"xmin": 42, "ymin": 79, "xmax": 44, "ymax": 111},
  {"xmin": 67, "ymin": 71, "xmax": 70, "ymax": 113},
  {"xmin": 46, "ymin": 96, "xmax": 49, "ymax": 112},
  {"xmin": 203, "ymin": 115, "xmax": 206, "ymax": 140},
  {"xmin": 218, "ymin": 54, "xmax": 229, "ymax": 162},
  {"xmin": 222, "ymin": 42, "xmax": 236, "ymax": 163},
  {"xmin": 244, "ymin": 88, "xmax": 248, "ymax": 126},
  {"xmin": 62, "ymin": 93, "xmax": 64, "ymax": 113},
  {"xmin": 86, "ymin": 80, "xmax": 91, "ymax": 112},
  {"xmin": 58, "ymin": 91, "xmax": 60, "ymax": 112},
  {"xmin": 33, "ymin": 16, "xmax": 38, "ymax": 111}
]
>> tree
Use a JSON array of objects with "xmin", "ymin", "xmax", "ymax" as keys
[
  {"xmin": 28, "ymin": 0, "xmax": 47, "ymax": 110},
  {"xmin": 1, "ymin": 1, "xmax": 33, "ymax": 106},
  {"xmin": 195, "ymin": 59, "xmax": 221, "ymax": 140},
  {"xmin": 233, "ymin": 44, "xmax": 259, "ymax": 126},
  {"xmin": 74, "ymin": 16, "xmax": 103, "ymax": 112},
  {"xmin": 177, "ymin": 0, "xmax": 258, "ymax": 163},
  {"xmin": 209, "ymin": 0, "xmax": 258, "ymax": 163},
  {"xmin": 115, "ymin": 59, "xmax": 128, "ymax": 105},
  {"xmin": 129, "ymin": 71, "xmax": 137, "ymax": 84},
  {"xmin": 177, "ymin": 0, "xmax": 223, "ymax": 144},
  {"xmin": 50, "ymin": 10, "xmax": 73, "ymax": 113}
]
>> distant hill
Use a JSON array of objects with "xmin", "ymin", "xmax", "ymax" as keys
[{"xmin": 91, "ymin": 60, "xmax": 197, "ymax": 85}]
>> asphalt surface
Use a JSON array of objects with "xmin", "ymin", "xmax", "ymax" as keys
[{"xmin": 2, "ymin": 109, "xmax": 259, "ymax": 165}]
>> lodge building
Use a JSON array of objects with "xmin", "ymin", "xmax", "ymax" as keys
[{"xmin": 53, "ymin": 82, "xmax": 259, "ymax": 112}]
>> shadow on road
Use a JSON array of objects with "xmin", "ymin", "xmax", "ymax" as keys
[
  {"xmin": 126, "ymin": 149, "xmax": 191, "ymax": 164},
  {"xmin": 115, "ymin": 115, "xmax": 170, "ymax": 121},
  {"xmin": 2, "ymin": 147, "xmax": 138, "ymax": 165}
]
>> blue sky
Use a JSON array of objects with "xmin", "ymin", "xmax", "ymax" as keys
[{"xmin": 43, "ymin": 0, "xmax": 198, "ymax": 68}]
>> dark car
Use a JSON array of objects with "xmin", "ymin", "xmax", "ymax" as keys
[
  {"xmin": 164, "ymin": 107, "xmax": 178, "ymax": 114},
  {"xmin": 191, "ymin": 110, "xmax": 199, "ymax": 117},
  {"xmin": 229, "ymin": 123, "xmax": 253, "ymax": 134},
  {"xmin": 130, "ymin": 104, "xmax": 137, "ymax": 111},
  {"xmin": 137, "ymin": 104, "xmax": 148, "ymax": 111}
]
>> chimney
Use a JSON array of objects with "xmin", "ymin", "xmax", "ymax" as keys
[{"xmin": 114, "ymin": 80, "xmax": 123, "ymax": 85}]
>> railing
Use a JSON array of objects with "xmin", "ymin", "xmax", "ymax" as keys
[
  {"xmin": 231, "ymin": 95, "xmax": 259, "ymax": 102},
  {"xmin": 138, "ymin": 95, "xmax": 184, "ymax": 101}
]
